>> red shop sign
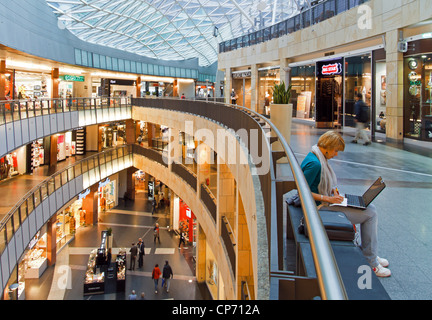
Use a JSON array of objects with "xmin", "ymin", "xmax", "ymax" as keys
[{"xmin": 321, "ymin": 63, "xmax": 342, "ymax": 75}]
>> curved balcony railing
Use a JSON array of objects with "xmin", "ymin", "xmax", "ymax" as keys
[
  {"xmin": 0, "ymin": 96, "xmax": 130, "ymax": 125},
  {"xmin": 0, "ymin": 96, "xmax": 348, "ymax": 300},
  {"xmin": 219, "ymin": 0, "xmax": 369, "ymax": 54},
  {"xmin": 132, "ymin": 97, "xmax": 348, "ymax": 300},
  {"xmin": 0, "ymin": 145, "xmax": 133, "ymax": 289},
  {"xmin": 0, "ymin": 97, "xmax": 132, "ymax": 160}
]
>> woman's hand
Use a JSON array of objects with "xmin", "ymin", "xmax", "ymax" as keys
[{"xmin": 325, "ymin": 194, "xmax": 345, "ymax": 204}]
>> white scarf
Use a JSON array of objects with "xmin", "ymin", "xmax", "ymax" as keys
[{"xmin": 311, "ymin": 145, "xmax": 337, "ymax": 197}]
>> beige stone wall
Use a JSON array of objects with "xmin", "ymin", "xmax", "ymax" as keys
[
  {"xmin": 218, "ymin": 0, "xmax": 432, "ymax": 141},
  {"xmin": 132, "ymin": 106, "xmax": 268, "ymax": 299}
]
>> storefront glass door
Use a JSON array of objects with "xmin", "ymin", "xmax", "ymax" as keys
[
  {"xmin": 344, "ymin": 54, "xmax": 372, "ymax": 128},
  {"xmin": 316, "ymin": 58, "xmax": 343, "ymax": 128}
]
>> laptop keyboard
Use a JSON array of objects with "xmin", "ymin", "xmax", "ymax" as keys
[{"xmin": 346, "ymin": 194, "xmax": 362, "ymax": 207}]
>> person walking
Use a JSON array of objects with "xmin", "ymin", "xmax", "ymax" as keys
[
  {"xmin": 137, "ymin": 238, "xmax": 145, "ymax": 268},
  {"xmin": 154, "ymin": 223, "xmax": 161, "ymax": 243},
  {"xmin": 151, "ymin": 264, "xmax": 162, "ymax": 293},
  {"xmin": 128, "ymin": 290, "xmax": 137, "ymax": 300},
  {"xmin": 162, "ymin": 260, "xmax": 174, "ymax": 293},
  {"xmin": 129, "ymin": 243, "xmax": 137, "ymax": 270},
  {"xmin": 151, "ymin": 198, "xmax": 157, "ymax": 215},
  {"xmin": 178, "ymin": 231, "xmax": 186, "ymax": 249},
  {"xmin": 352, "ymin": 93, "xmax": 371, "ymax": 145}
]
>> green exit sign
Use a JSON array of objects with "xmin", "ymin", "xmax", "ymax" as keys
[{"xmin": 60, "ymin": 75, "xmax": 85, "ymax": 82}]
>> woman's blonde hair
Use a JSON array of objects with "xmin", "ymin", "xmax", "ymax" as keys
[{"xmin": 317, "ymin": 130, "xmax": 345, "ymax": 151}]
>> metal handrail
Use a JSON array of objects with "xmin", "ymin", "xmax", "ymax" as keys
[{"xmin": 219, "ymin": 0, "xmax": 369, "ymax": 54}]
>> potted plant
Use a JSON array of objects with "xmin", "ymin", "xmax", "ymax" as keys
[
  {"xmin": 270, "ymin": 81, "xmax": 293, "ymax": 155},
  {"xmin": 272, "ymin": 81, "xmax": 292, "ymax": 105}
]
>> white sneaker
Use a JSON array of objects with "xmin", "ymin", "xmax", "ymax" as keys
[
  {"xmin": 377, "ymin": 256, "xmax": 389, "ymax": 267},
  {"xmin": 373, "ymin": 264, "xmax": 391, "ymax": 277}
]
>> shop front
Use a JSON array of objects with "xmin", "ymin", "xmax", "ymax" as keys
[
  {"xmin": 99, "ymin": 122, "xmax": 127, "ymax": 151},
  {"xmin": 100, "ymin": 78, "xmax": 136, "ymax": 98},
  {"xmin": 98, "ymin": 177, "xmax": 117, "ymax": 213},
  {"xmin": 231, "ymin": 70, "xmax": 251, "ymax": 108},
  {"xmin": 0, "ymin": 146, "xmax": 27, "ymax": 181},
  {"xmin": 289, "ymin": 52, "xmax": 375, "ymax": 131},
  {"xmin": 403, "ymin": 40, "xmax": 432, "ymax": 141},
  {"xmin": 196, "ymin": 81, "xmax": 215, "ymax": 98},
  {"xmin": 56, "ymin": 198, "xmax": 85, "ymax": 251},
  {"xmin": 315, "ymin": 58, "xmax": 344, "ymax": 128},
  {"xmin": 290, "ymin": 65, "xmax": 315, "ymax": 119},
  {"xmin": 172, "ymin": 196, "xmax": 197, "ymax": 247},
  {"xmin": 12, "ymin": 71, "xmax": 50, "ymax": 100},
  {"xmin": 204, "ymin": 241, "xmax": 225, "ymax": 300},
  {"xmin": 258, "ymin": 67, "xmax": 280, "ymax": 115}
]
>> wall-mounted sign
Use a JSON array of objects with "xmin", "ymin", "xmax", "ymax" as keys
[
  {"xmin": 317, "ymin": 58, "xmax": 344, "ymax": 77},
  {"xmin": 60, "ymin": 75, "xmax": 85, "ymax": 82},
  {"xmin": 99, "ymin": 178, "xmax": 111, "ymax": 188},
  {"xmin": 321, "ymin": 63, "xmax": 342, "ymax": 75},
  {"xmin": 232, "ymin": 70, "xmax": 251, "ymax": 79},
  {"xmin": 108, "ymin": 79, "xmax": 136, "ymax": 86},
  {"xmin": 78, "ymin": 188, "xmax": 91, "ymax": 200}
]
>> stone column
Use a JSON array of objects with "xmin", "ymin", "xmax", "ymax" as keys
[
  {"xmin": 385, "ymin": 29, "xmax": 404, "ymax": 142},
  {"xmin": 136, "ymin": 76, "xmax": 141, "ymax": 98},
  {"xmin": 279, "ymin": 58, "xmax": 291, "ymax": 85},
  {"xmin": 250, "ymin": 64, "xmax": 259, "ymax": 112},
  {"xmin": 50, "ymin": 134, "xmax": 58, "ymax": 167},
  {"xmin": 82, "ymin": 184, "xmax": 99, "ymax": 225},
  {"xmin": 125, "ymin": 167, "xmax": 136, "ymax": 200},
  {"xmin": 224, "ymin": 67, "xmax": 232, "ymax": 104},
  {"xmin": 236, "ymin": 195, "xmax": 254, "ymax": 300},
  {"xmin": 196, "ymin": 224, "xmax": 206, "ymax": 283},
  {"xmin": 46, "ymin": 214, "xmax": 57, "ymax": 266},
  {"xmin": 0, "ymin": 60, "xmax": 6, "ymax": 100},
  {"xmin": 51, "ymin": 67, "xmax": 59, "ymax": 99},
  {"xmin": 125, "ymin": 119, "xmax": 136, "ymax": 144}
]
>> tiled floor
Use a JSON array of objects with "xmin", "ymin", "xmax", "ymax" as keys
[
  {"xmin": 24, "ymin": 197, "xmax": 211, "ymax": 300},
  {"xmin": 4, "ymin": 120, "xmax": 432, "ymax": 300}
]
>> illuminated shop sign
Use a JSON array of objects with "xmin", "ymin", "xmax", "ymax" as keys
[
  {"xmin": 78, "ymin": 188, "xmax": 91, "ymax": 200},
  {"xmin": 317, "ymin": 58, "xmax": 344, "ymax": 77},
  {"xmin": 321, "ymin": 63, "xmax": 342, "ymax": 75},
  {"xmin": 99, "ymin": 178, "xmax": 111, "ymax": 188},
  {"xmin": 60, "ymin": 75, "xmax": 85, "ymax": 82}
]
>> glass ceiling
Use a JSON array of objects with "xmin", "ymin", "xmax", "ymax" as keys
[{"xmin": 46, "ymin": 0, "xmax": 304, "ymax": 67}]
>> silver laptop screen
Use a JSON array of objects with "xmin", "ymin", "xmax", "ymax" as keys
[{"xmin": 363, "ymin": 177, "xmax": 386, "ymax": 206}]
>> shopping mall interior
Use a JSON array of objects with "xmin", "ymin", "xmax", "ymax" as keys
[{"xmin": 0, "ymin": 0, "xmax": 432, "ymax": 303}]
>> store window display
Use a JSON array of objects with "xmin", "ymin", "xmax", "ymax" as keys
[
  {"xmin": 374, "ymin": 58, "xmax": 387, "ymax": 133},
  {"xmin": 290, "ymin": 65, "xmax": 315, "ymax": 119},
  {"xmin": 98, "ymin": 179, "xmax": 116, "ymax": 213},
  {"xmin": 404, "ymin": 54, "xmax": 432, "ymax": 141},
  {"xmin": 258, "ymin": 68, "xmax": 280, "ymax": 114},
  {"xmin": 100, "ymin": 122, "xmax": 127, "ymax": 150},
  {"xmin": 344, "ymin": 55, "xmax": 372, "ymax": 128}
]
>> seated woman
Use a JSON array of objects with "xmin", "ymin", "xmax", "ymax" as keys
[{"xmin": 300, "ymin": 130, "xmax": 391, "ymax": 277}]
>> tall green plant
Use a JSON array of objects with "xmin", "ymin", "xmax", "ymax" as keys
[{"xmin": 272, "ymin": 81, "xmax": 292, "ymax": 104}]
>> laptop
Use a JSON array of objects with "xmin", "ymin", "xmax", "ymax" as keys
[{"xmin": 344, "ymin": 177, "xmax": 386, "ymax": 209}]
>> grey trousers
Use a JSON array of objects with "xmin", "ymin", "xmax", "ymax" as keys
[
  {"xmin": 320, "ymin": 204, "xmax": 379, "ymax": 268},
  {"xmin": 354, "ymin": 122, "xmax": 370, "ymax": 143}
]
